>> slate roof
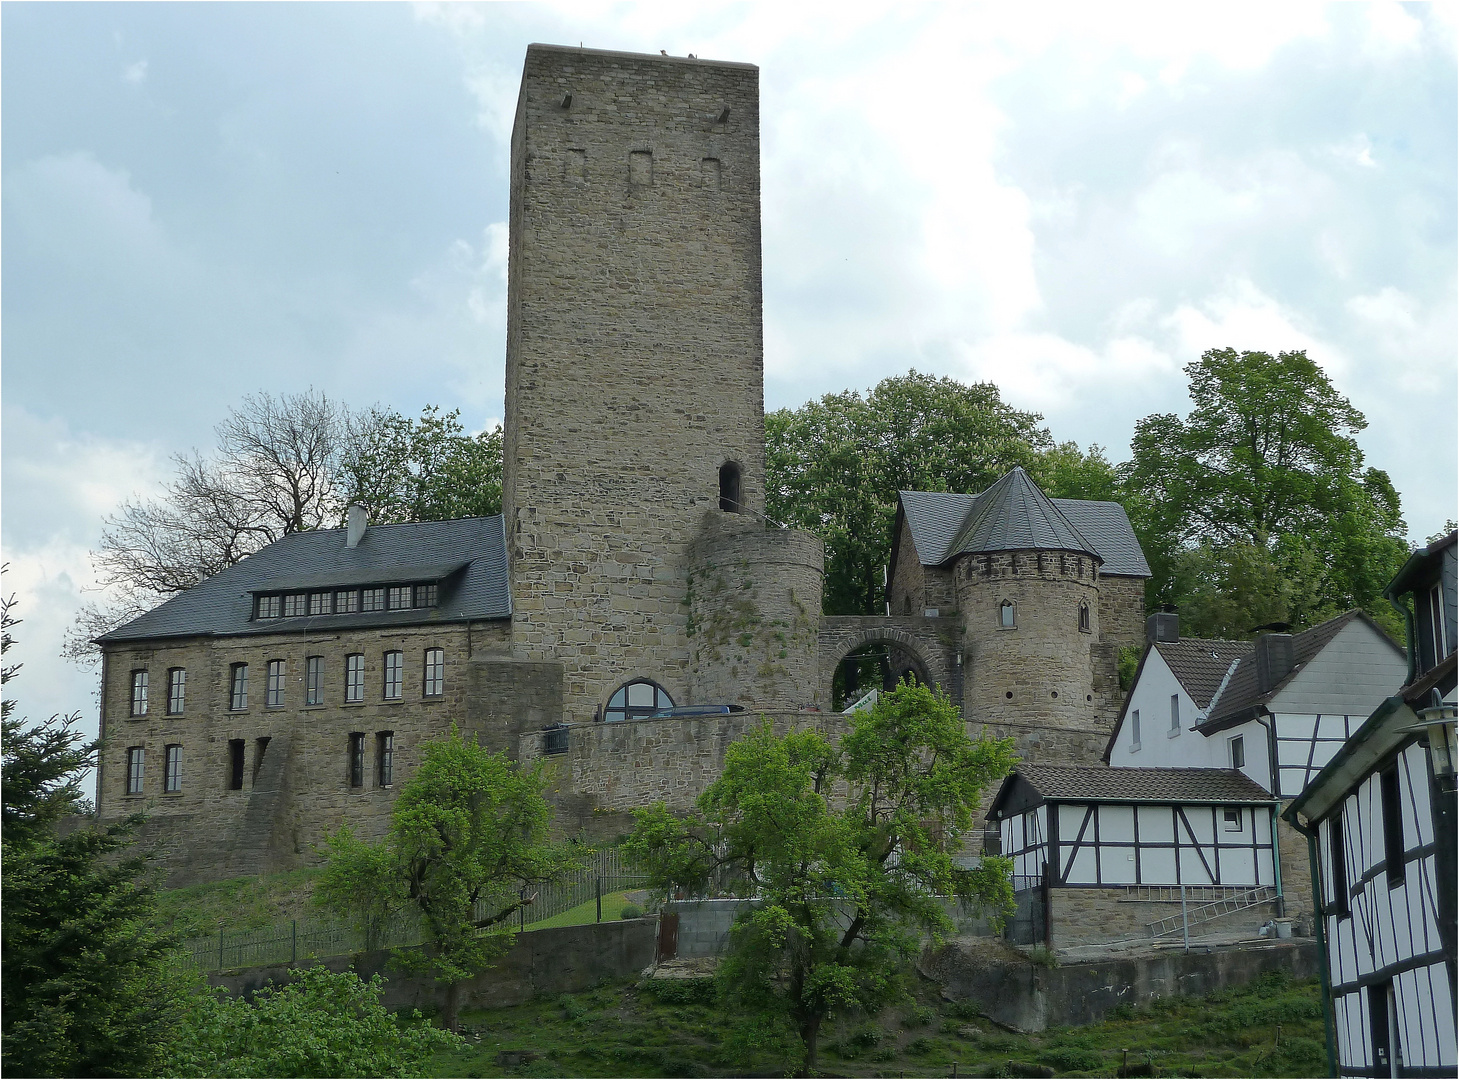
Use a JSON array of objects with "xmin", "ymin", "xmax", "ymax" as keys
[
  {"xmin": 1199, "ymin": 610, "xmax": 1402, "ymax": 733},
  {"xmin": 1003, "ymin": 764, "xmax": 1274, "ymax": 807},
  {"xmin": 898, "ymin": 467, "xmax": 1150, "ymax": 576},
  {"xmin": 1155, "ymin": 639, "xmax": 1253, "ymax": 710},
  {"xmin": 99, "ymin": 516, "xmax": 511, "ymax": 643}
]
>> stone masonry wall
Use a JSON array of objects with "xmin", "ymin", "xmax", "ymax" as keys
[
  {"xmin": 98, "ymin": 621, "xmax": 507, "ymax": 884},
  {"xmin": 1096, "ymin": 574, "xmax": 1146, "ymax": 718},
  {"xmin": 1048, "ymin": 887, "xmax": 1281, "ymax": 949},
  {"xmin": 688, "ymin": 511, "xmax": 824, "ymax": 710},
  {"xmin": 518, "ymin": 708, "xmax": 850, "ymax": 839},
  {"xmin": 888, "ymin": 514, "xmax": 958, "ymax": 617},
  {"xmin": 956, "ymin": 550, "xmax": 1106, "ymax": 766},
  {"xmin": 503, "ymin": 46, "xmax": 768, "ymax": 724}
]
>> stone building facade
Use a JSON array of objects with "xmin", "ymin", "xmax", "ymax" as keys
[{"xmin": 95, "ymin": 44, "xmax": 1149, "ymax": 884}]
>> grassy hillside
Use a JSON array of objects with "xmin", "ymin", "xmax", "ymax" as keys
[{"xmin": 426, "ymin": 969, "xmax": 1326, "ymax": 1078}]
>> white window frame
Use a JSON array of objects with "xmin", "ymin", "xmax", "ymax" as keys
[
  {"xmin": 423, "ymin": 648, "xmax": 445, "ymax": 697},
  {"xmin": 167, "ymin": 668, "xmax": 186, "ymax": 714},
  {"xmin": 164, "ymin": 744, "xmax": 182, "ymax": 793},
  {"xmin": 383, "ymin": 651, "xmax": 404, "ymax": 700},
  {"xmin": 130, "ymin": 670, "xmax": 149, "ymax": 716},
  {"xmin": 345, "ymin": 654, "xmax": 365, "ymax": 703},
  {"xmin": 266, "ymin": 659, "xmax": 286, "ymax": 707}
]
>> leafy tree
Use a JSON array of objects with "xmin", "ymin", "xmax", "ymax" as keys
[
  {"xmin": 767, "ymin": 371, "xmax": 1050, "ymax": 615},
  {"xmin": 160, "ymin": 966, "xmax": 459, "ymax": 1078},
  {"xmin": 2, "ymin": 595, "xmax": 187, "ymax": 1077},
  {"xmin": 316, "ymin": 727, "xmax": 565, "ymax": 1029},
  {"xmin": 1122, "ymin": 348, "xmax": 1409, "ymax": 637},
  {"xmin": 66, "ymin": 396, "xmax": 503, "ymax": 663},
  {"xmin": 624, "ymin": 681, "xmax": 1017, "ymax": 1075},
  {"xmin": 339, "ymin": 405, "xmax": 502, "ymax": 524}
]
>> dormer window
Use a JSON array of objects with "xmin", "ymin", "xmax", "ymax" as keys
[{"xmin": 254, "ymin": 580, "xmax": 443, "ymax": 620}]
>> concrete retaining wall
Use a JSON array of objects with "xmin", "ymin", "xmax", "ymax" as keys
[
  {"xmin": 210, "ymin": 916, "xmax": 658, "ymax": 1013},
  {"xmin": 663, "ymin": 898, "xmax": 759, "ymax": 957},
  {"xmin": 924, "ymin": 938, "xmax": 1320, "ymax": 1032}
]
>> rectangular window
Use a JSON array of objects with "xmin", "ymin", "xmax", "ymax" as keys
[
  {"xmin": 283, "ymin": 593, "xmax": 307, "ymax": 617},
  {"xmin": 305, "ymin": 656, "xmax": 324, "ymax": 706},
  {"xmin": 1168, "ymin": 694, "xmax": 1180, "ymax": 735},
  {"xmin": 228, "ymin": 740, "xmax": 245, "ymax": 790},
  {"xmin": 130, "ymin": 670, "xmax": 149, "ymax": 716},
  {"xmin": 167, "ymin": 668, "xmax": 186, "ymax": 714},
  {"xmin": 345, "ymin": 654, "xmax": 364, "ymax": 703},
  {"xmin": 1381, "ymin": 767, "xmax": 1405, "ymax": 885},
  {"xmin": 257, "ymin": 595, "xmax": 281, "ymax": 619},
  {"xmin": 1230, "ymin": 735, "xmax": 1245, "ymax": 769},
  {"xmin": 361, "ymin": 588, "xmax": 385, "ymax": 612},
  {"xmin": 423, "ymin": 648, "xmax": 445, "ymax": 697},
  {"xmin": 1329, "ymin": 814, "xmax": 1349, "ymax": 915},
  {"xmin": 126, "ymin": 746, "xmax": 145, "ymax": 794},
  {"xmin": 387, "ymin": 586, "xmax": 411, "ymax": 610},
  {"xmin": 383, "ymin": 651, "xmax": 404, "ymax": 700},
  {"xmin": 349, "ymin": 733, "xmax": 365, "ymax": 788},
  {"xmin": 415, "ymin": 583, "xmax": 438, "ymax": 608},
  {"xmin": 1129, "ymin": 709, "xmax": 1141, "ymax": 750},
  {"xmin": 230, "ymin": 663, "xmax": 249, "ymax": 710},
  {"xmin": 1223, "ymin": 807, "xmax": 1242, "ymax": 832},
  {"xmin": 377, "ymin": 731, "xmax": 394, "ymax": 787},
  {"xmin": 335, "ymin": 590, "xmax": 359, "ymax": 614},
  {"xmin": 266, "ymin": 659, "xmax": 286, "ymax": 707},
  {"xmin": 164, "ymin": 744, "xmax": 182, "ymax": 793},
  {"xmin": 308, "ymin": 591, "xmax": 331, "ymax": 616}
]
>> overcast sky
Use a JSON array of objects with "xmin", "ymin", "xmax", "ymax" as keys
[{"xmin": 3, "ymin": 3, "xmax": 1455, "ymax": 742}]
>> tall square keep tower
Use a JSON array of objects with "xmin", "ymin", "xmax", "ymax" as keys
[{"xmin": 502, "ymin": 45, "xmax": 779, "ymax": 716}]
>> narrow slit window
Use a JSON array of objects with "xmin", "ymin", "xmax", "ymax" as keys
[
  {"xmin": 1329, "ymin": 815, "xmax": 1349, "ymax": 915},
  {"xmin": 349, "ymin": 733, "xmax": 365, "ymax": 789},
  {"xmin": 228, "ymin": 740, "xmax": 245, "ymax": 790},
  {"xmin": 1130, "ymin": 709, "xmax": 1141, "ymax": 750},
  {"xmin": 1000, "ymin": 600, "xmax": 1015, "ymax": 629},
  {"xmin": 1230, "ymin": 735, "xmax": 1245, "ymax": 769},
  {"xmin": 377, "ymin": 731, "xmax": 394, "ymax": 788},
  {"xmin": 1169, "ymin": 694, "xmax": 1180, "ymax": 734},
  {"xmin": 1381, "ymin": 767, "xmax": 1405, "ymax": 885},
  {"xmin": 719, "ymin": 461, "xmax": 742, "ymax": 513},
  {"xmin": 1078, "ymin": 602, "xmax": 1090, "ymax": 633}
]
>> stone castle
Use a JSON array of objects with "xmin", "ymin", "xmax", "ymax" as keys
[{"xmin": 94, "ymin": 45, "xmax": 1148, "ymax": 883}]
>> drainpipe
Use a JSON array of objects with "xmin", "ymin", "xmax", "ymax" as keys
[
  {"xmin": 1254, "ymin": 712, "xmax": 1284, "ymax": 916},
  {"xmin": 1387, "ymin": 592, "xmax": 1417, "ymax": 686},
  {"xmin": 1288, "ymin": 811, "xmax": 1340, "ymax": 1079}
]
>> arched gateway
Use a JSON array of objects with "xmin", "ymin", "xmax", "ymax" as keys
[{"xmin": 818, "ymin": 615, "xmax": 962, "ymax": 712}]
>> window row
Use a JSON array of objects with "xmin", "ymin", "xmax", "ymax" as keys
[
  {"xmin": 127, "ymin": 732, "xmax": 396, "ymax": 795},
  {"xmin": 995, "ymin": 599, "xmax": 1092, "ymax": 632},
  {"xmin": 130, "ymin": 668, "xmax": 187, "ymax": 717},
  {"xmin": 254, "ymin": 583, "xmax": 438, "ymax": 621},
  {"xmin": 227, "ymin": 649, "xmax": 446, "ymax": 709}
]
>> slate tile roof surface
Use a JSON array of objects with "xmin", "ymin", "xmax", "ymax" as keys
[
  {"xmin": 898, "ymin": 467, "xmax": 1150, "ymax": 576},
  {"xmin": 1016, "ymin": 764, "xmax": 1274, "ymax": 804},
  {"xmin": 1201, "ymin": 610, "xmax": 1393, "ymax": 728},
  {"xmin": 1155, "ymin": 640, "xmax": 1253, "ymax": 709},
  {"xmin": 99, "ymin": 515, "xmax": 511, "ymax": 643}
]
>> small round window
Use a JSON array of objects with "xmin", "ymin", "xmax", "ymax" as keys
[{"xmin": 603, "ymin": 679, "xmax": 675, "ymax": 722}]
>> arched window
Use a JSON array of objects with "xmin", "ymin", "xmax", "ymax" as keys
[
  {"xmin": 1078, "ymin": 602, "xmax": 1091, "ymax": 633},
  {"xmin": 999, "ymin": 600, "xmax": 1016, "ymax": 629},
  {"xmin": 719, "ymin": 461, "xmax": 742, "ymax": 513},
  {"xmin": 603, "ymin": 679, "xmax": 675, "ymax": 722}
]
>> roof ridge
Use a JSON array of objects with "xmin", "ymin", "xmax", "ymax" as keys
[{"xmin": 946, "ymin": 467, "xmax": 1099, "ymax": 560}]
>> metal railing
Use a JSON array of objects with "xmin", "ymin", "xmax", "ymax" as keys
[{"xmin": 175, "ymin": 849, "xmax": 650, "ymax": 974}]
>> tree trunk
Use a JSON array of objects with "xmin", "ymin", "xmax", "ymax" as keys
[
  {"xmin": 797, "ymin": 1014, "xmax": 822, "ymax": 1078},
  {"xmin": 442, "ymin": 979, "xmax": 462, "ymax": 1031}
]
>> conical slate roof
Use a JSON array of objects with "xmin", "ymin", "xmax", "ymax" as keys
[{"xmin": 946, "ymin": 466, "xmax": 1099, "ymax": 560}]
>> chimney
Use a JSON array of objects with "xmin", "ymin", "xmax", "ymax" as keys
[
  {"xmin": 1255, "ymin": 633, "xmax": 1295, "ymax": 694},
  {"xmin": 346, "ymin": 504, "xmax": 367, "ymax": 549},
  {"xmin": 1146, "ymin": 612, "xmax": 1179, "ymax": 645}
]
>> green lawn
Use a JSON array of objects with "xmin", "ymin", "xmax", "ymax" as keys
[
  {"xmin": 524, "ymin": 892, "xmax": 637, "ymax": 931},
  {"xmin": 425, "ymin": 969, "xmax": 1327, "ymax": 1078}
]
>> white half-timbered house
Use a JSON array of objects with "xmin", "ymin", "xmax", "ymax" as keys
[
  {"xmin": 1102, "ymin": 610, "xmax": 1408, "ymax": 922},
  {"xmin": 1285, "ymin": 531, "xmax": 1457, "ymax": 1078},
  {"xmin": 987, "ymin": 764, "xmax": 1277, "ymax": 947}
]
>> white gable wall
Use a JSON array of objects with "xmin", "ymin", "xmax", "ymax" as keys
[
  {"xmin": 1110, "ymin": 648, "xmax": 1223, "ymax": 768},
  {"xmin": 1271, "ymin": 619, "xmax": 1405, "ymax": 717}
]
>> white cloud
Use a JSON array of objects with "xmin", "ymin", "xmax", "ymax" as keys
[
  {"xmin": 1162, "ymin": 278, "xmax": 1337, "ymax": 367},
  {"xmin": 123, "ymin": 59, "xmax": 148, "ymax": 84}
]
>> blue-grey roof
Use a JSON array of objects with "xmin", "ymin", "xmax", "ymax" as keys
[
  {"xmin": 899, "ymin": 468, "xmax": 1150, "ymax": 577},
  {"xmin": 99, "ymin": 516, "xmax": 511, "ymax": 643}
]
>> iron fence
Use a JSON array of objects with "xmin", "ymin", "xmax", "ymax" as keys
[{"xmin": 175, "ymin": 849, "xmax": 650, "ymax": 974}]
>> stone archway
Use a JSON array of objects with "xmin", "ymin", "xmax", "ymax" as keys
[{"xmin": 818, "ymin": 616, "xmax": 961, "ymax": 713}]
